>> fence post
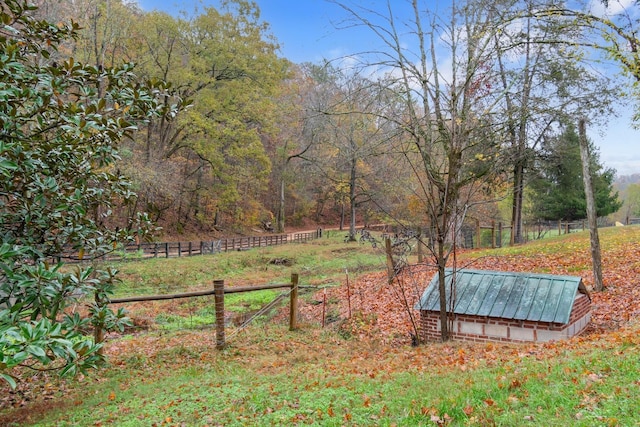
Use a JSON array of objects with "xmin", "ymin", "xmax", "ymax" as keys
[
  {"xmin": 214, "ymin": 279, "xmax": 225, "ymax": 350},
  {"xmin": 165, "ymin": 242, "xmax": 169, "ymax": 258},
  {"xmin": 497, "ymin": 222, "xmax": 502, "ymax": 248},
  {"xmin": 178, "ymin": 242, "xmax": 181, "ymax": 257},
  {"xmin": 475, "ymin": 219, "xmax": 481, "ymax": 249},
  {"xmin": 510, "ymin": 222, "xmax": 515, "ymax": 246},
  {"xmin": 385, "ymin": 238, "xmax": 395, "ymax": 283},
  {"xmin": 491, "ymin": 221, "xmax": 496, "ymax": 249},
  {"xmin": 289, "ymin": 273, "xmax": 299, "ymax": 331}
]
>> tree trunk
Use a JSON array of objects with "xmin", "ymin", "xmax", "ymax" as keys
[
  {"xmin": 348, "ymin": 156, "xmax": 357, "ymax": 241},
  {"xmin": 437, "ymin": 236, "xmax": 449, "ymax": 342},
  {"xmin": 511, "ymin": 157, "xmax": 525, "ymax": 244},
  {"xmin": 277, "ymin": 178, "xmax": 285, "ymax": 233},
  {"xmin": 578, "ymin": 119, "xmax": 604, "ymax": 291}
]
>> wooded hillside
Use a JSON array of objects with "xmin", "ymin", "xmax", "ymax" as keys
[{"xmin": 26, "ymin": 0, "xmax": 636, "ymax": 240}]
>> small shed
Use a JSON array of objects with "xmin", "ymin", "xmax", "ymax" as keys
[{"xmin": 415, "ymin": 268, "xmax": 591, "ymax": 343}]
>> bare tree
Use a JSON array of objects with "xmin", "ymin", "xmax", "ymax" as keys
[
  {"xmin": 334, "ymin": 0, "xmax": 509, "ymax": 341},
  {"xmin": 499, "ymin": 0, "xmax": 619, "ymax": 243},
  {"xmin": 303, "ymin": 63, "xmax": 397, "ymax": 239}
]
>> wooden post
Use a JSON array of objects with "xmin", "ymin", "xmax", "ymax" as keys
[
  {"xmin": 289, "ymin": 273, "xmax": 299, "ymax": 331},
  {"xmin": 475, "ymin": 219, "xmax": 481, "ymax": 249},
  {"xmin": 345, "ymin": 269, "xmax": 352, "ymax": 319},
  {"xmin": 214, "ymin": 280, "xmax": 225, "ymax": 350},
  {"xmin": 510, "ymin": 223, "xmax": 515, "ymax": 246},
  {"xmin": 321, "ymin": 288, "xmax": 327, "ymax": 328},
  {"xmin": 165, "ymin": 242, "xmax": 169, "ymax": 258},
  {"xmin": 497, "ymin": 222, "xmax": 503, "ymax": 248},
  {"xmin": 385, "ymin": 237, "xmax": 395, "ymax": 283},
  {"xmin": 491, "ymin": 221, "xmax": 496, "ymax": 249},
  {"xmin": 178, "ymin": 242, "xmax": 182, "ymax": 257}
]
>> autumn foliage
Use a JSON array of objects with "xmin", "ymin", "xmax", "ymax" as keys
[
  {"xmin": 301, "ymin": 226, "xmax": 640, "ymax": 343},
  {"xmin": 3, "ymin": 226, "xmax": 640, "ymax": 425}
]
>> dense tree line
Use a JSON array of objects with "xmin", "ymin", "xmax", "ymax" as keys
[{"xmin": 23, "ymin": 0, "xmax": 631, "ymax": 239}]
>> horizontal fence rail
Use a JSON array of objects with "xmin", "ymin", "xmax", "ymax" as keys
[
  {"xmin": 105, "ymin": 274, "xmax": 300, "ymax": 350},
  {"xmin": 55, "ymin": 229, "xmax": 323, "ymax": 263},
  {"xmin": 460, "ymin": 218, "xmax": 615, "ymax": 249}
]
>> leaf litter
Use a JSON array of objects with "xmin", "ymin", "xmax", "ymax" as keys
[{"xmin": 3, "ymin": 226, "xmax": 640, "ymax": 425}]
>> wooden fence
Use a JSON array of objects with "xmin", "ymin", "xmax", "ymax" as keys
[
  {"xmin": 58, "ymin": 230, "xmax": 322, "ymax": 263},
  {"xmin": 469, "ymin": 219, "xmax": 612, "ymax": 249},
  {"xmin": 102, "ymin": 273, "xmax": 300, "ymax": 350}
]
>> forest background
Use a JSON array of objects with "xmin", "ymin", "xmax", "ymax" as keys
[{"xmin": 29, "ymin": 0, "xmax": 640, "ymax": 240}]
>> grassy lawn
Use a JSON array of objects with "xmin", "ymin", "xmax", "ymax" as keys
[
  {"xmin": 108, "ymin": 231, "xmax": 400, "ymax": 297},
  {"xmin": 7, "ymin": 322, "xmax": 640, "ymax": 426},
  {"xmin": 3, "ymin": 226, "xmax": 640, "ymax": 426}
]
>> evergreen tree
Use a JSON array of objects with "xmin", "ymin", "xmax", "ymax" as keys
[
  {"xmin": 529, "ymin": 122, "xmax": 621, "ymax": 221},
  {"xmin": 0, "ymin": 0, "xmax": 170, "ymax": 388}
]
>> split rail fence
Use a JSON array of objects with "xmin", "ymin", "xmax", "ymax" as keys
[
  {"xmin": 58, "ymin": 230, "xmax": 322, "ymax": 263},
  {"xmin": 467, "ymin": 218, "xmax": 613, "ymax": 249},
  {"xmin": 98, "ymin": 273, "xmax": 300, "ymax": 350}
]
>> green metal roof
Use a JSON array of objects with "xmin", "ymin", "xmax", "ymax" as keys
[{"xmin": 415, "ymin": 269, "xmax": 589, "ymax": 324}]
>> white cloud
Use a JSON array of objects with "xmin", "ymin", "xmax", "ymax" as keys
[{"xmin": 588, "ymin": 0, "xmax": 636, "ymax": 18}]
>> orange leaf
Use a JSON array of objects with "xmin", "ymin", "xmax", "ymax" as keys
[{"xmin": 363, "ymin": 395, "xmax": 371, "ymax": 407}]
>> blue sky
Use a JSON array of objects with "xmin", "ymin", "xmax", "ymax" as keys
[
  {"xmin": 136, "ymin": 0, "xmax": 640, "ymax": 176},
  {"xmin": 136, "ymin": 0, "xmax": 352, "ymax": 63}
]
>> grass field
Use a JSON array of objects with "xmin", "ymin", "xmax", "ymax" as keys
[{"xmin": 2, "ymin": 226, "xmax": 640, "ymax": 426}]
